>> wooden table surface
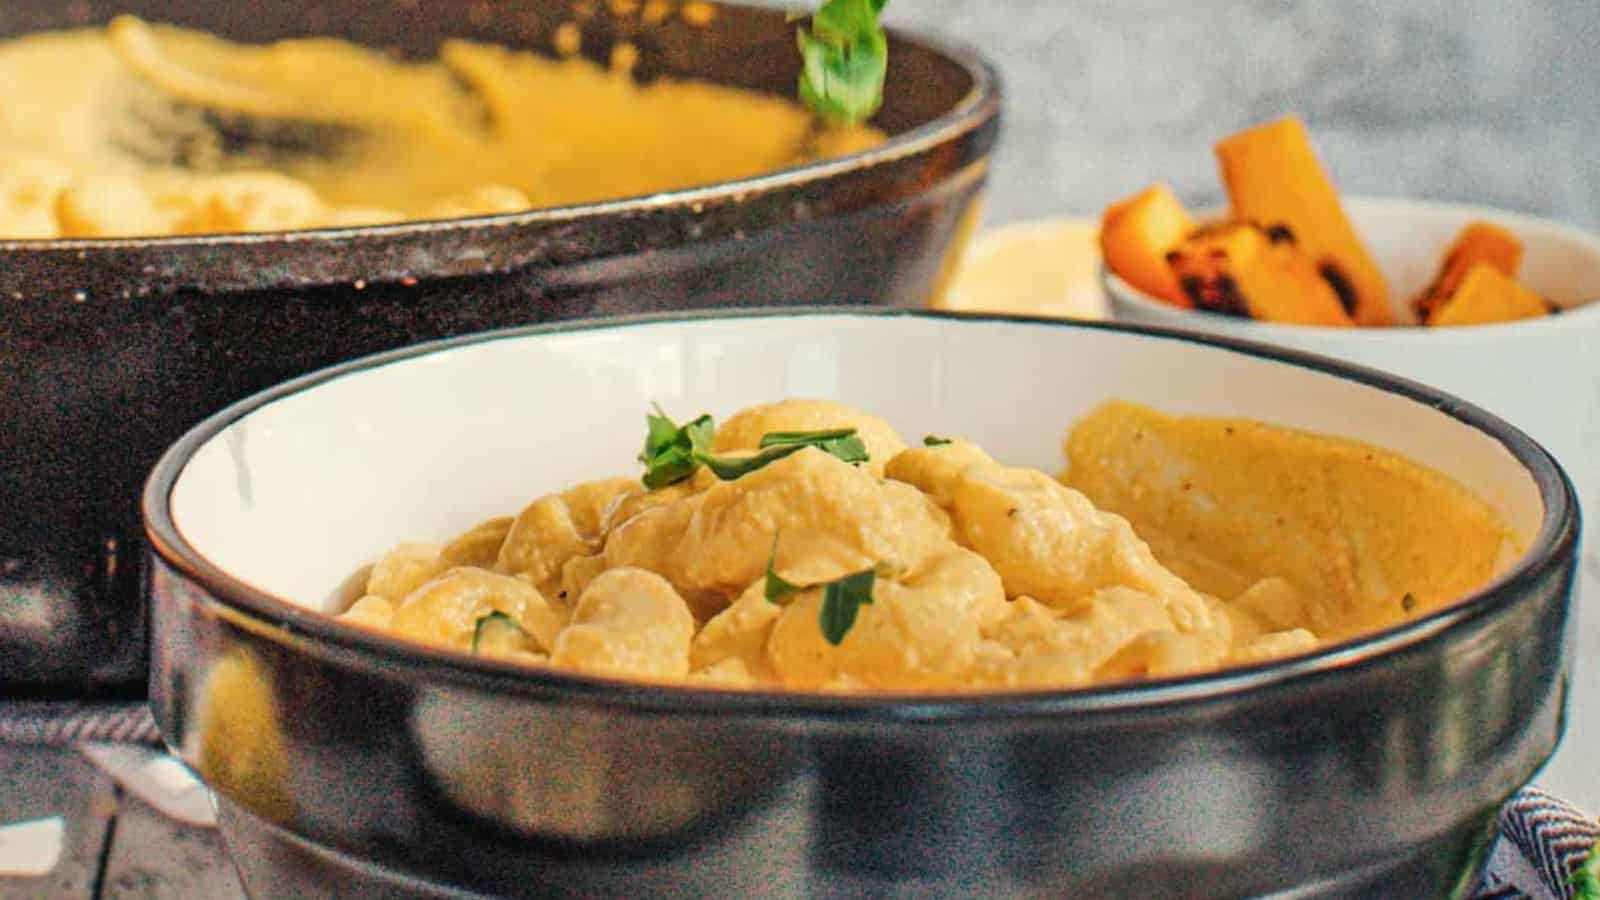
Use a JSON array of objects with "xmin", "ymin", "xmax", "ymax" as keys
[{"xmin": 0, "ymin": 745, "xmax": 243, "ymax": 900}]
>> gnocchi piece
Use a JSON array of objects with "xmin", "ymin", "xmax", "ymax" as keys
[
  {"xmin": 1230, "ymin": 577, "xmax": 1330, "ymax": 636},
  {"xmin": 389, "ymin": 567, "xmax": 563, "ymax": 653},
  {"xmin": 1096, "ymin": 628, "xmax": 1231, "ymax": 681},
  {"xmin": 168, "ymin": 172, "xmax": 325, "ymax": 234},
  {"xmin": 690, "ymin": 657, "xmax": 757, "ymax": 687},
  {"xmin": 950, "ymin": 465, "xmax": 1216, "ymax": 633},
  {"xmin": 979, "ymin": 589, "xmax": 1181, "ymax": 687},
  {"xmin": 713, "ymin": 399, "xmax": 908, "ymax": 477},
  {"xmin": 1230, "ymin": 629, "xmax": 1319, "ymax": 666},
  {"xmin": 561, "ymin": 477, "xmax": 641, "ymax": 539},
  {"xmin": 0, "ymin": 151, "xmax": 73, "ymax": 238},
  {"xmin": 1216, "ymin": 594, "xmax": 1263, "ymax": 648},
  {"xmin": 472, "ymin": 611, "xmax": 550, "ymax": 663},
  {"xmin": 424, "ymin": 183, "xmax": 532, "ymax": 219},
  {"xmin": 366, "ymin": 542, "xmax": 448, "ymax": 604},
  {"xmin": 765, "ymin": 547, "xmax": 1006, "ymax": 690},
  {"xmin": 497, "ymin": 477, "xmax": 637, "ymax": 588},
  {"xmin": 496, "ymin": 496, "xmax": 586, "ymax": 583},
  {"xmin": 605, "ymin": 448, "xmax": 952, "ymax": 610},
  {"xmin": 599, "ymin": 479, "xmax": 698, "ymax": 535},
  {"xmin": 883, "ymin": 439, "xmax": 997, "ymax": 508},
  {"xmin": 441, "ymin": 516, "xmax": 515, "ymax": 569},
  {"xmin": 690, "ymin": 580, "xmax": 781, "ymax": 679},
  {"xmin": 551, "ymin": 568, "xmax": 696, "ymax": 680},
  {"xmin": 340, "ymin": 595, "xmax": 395, "ymax": 629},
  {"xmin": 312, "ymin": 206, "xmax": 407, "ymax": 228},
  {"xmin": 971, "ymin": 599, "xmax": 1089, "ymax": 688},
  {"xmin": 55, "ymin": 174, "xmax": 180, "ymax": 237},
  {"xmin": 558, "ymin": 554, "xmax": 610, "ymax": 605}
]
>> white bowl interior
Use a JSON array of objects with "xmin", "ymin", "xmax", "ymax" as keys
[{"xmin": 166, "ymin": 314, "xmax": 1548, "ymax": 615}]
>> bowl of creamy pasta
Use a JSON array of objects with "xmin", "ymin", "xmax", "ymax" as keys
[
  {"xmin": 142, "ymin": 310, "xmax": 1579, "ymax": 899},
  {"xmin": 0, "ymin": 0, "xmax": 999, "ymax": 692}
]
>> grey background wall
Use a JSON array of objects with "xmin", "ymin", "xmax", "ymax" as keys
[{"xmin": 874, "ymin": 0, "xmax": 1598, "ymax": 230}]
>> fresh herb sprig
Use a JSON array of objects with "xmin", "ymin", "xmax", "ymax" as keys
[
  {"xmin": 638, "ymin": 409, "xmax": 870, "ymax": 488},
  {"xmin": 638, "ymin": 406, "xmax": 715, "ymax": 490},
  {"xmin": 760, "ymin": 428, "xmax": 866, "ymax": 455},
  {"xmin": 699, "ymin": 427, "xmax": 870, "ymax": 479},
  {"xmin": 922, "ymin": 435, "xmax": 953, "ymax": 446},
  {"xmin": 797, "ymin": 0, "xmax": 889, "ymax": 126},
  {"xmin": 764, "ymin": 536, "xmax": 891, "ymax": 645}
]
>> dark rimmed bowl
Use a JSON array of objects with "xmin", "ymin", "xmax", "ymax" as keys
[
  {"xmin": 0, "ymin": 1, "xmax": 1000, "ymax": 692},
  {"xmin": 143, "ymin": 310, "xmax": 1579, "ymax": 899}
]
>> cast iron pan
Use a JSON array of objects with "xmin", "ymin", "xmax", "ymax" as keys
[{"xmin": 0, "ymin": 0, "xmax": 1001, "ymax": 694}]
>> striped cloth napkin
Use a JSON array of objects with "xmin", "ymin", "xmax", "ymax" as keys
[
  {"xmin": 1, "ymin": 699, "xmax": 1596, "ymax": 896},
  {"xmin": 1478, "ymin": 788, "xmax": 1600, "ymax": 900}
]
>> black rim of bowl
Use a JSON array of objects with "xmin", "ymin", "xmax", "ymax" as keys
[
  {"xmin": 0, "ymin": 16, "xmax": 1000, "ymax": 253},
  {"xmin": 143, "ymin": 308, "xmax": 1580, "ymax": 721}
]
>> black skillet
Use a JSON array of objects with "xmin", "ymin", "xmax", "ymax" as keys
[{"xmin": 0, "ymin": 0, "xmax": 1000, "ymax": 694}]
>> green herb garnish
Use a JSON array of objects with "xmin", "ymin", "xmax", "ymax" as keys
[
  {"xmin": 923, "ymin": 435, "xmax": 953, "ymax": 447},
  {"xmin": 641, "ymin": 405, "xmax": 682, "ymax": 459},
  {"xmin": 697, "ymin": 442, "xmax": 809, "ymax": 480},
  {"xmin": 764, "ymin": 534, "xmax": 805, "ymax": 604},
  {"xmin": 797, "ymin": 0, "xmax": 889, "ymax": 126},
  {"xmin": 638, "ymin": 406, "xmax": 715, "ymax": 489},
  {"xmin": 759, "ymin": 428, "xmax": 870, "ymax": 462},
  {"xmin": 761, "ymin": 428, "xmax": 854, "ymax": 446},
  {"xmin": 472, "ymin": 611, "xmax": 526, "ymax": 655},
  {"xmin": 818, "ymin": 568, "xmax": 877, "ymax": 645},
  {"xmin": 763, "ymin": 536, "xmax": 883, "ymax": 645},
  {"xmin": 700, "ymin": 428, "xmax": 868, "ymax": 480},
  {"xmin": 643, "ymin": 448, "xmax": 700, "ymax": 490},
  {"xmin": 640, "ymin": 410, "xmax": 870, "ymax": 486}
]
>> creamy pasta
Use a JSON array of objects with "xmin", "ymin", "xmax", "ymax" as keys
[
  {"xmin": 328, "ymin": 397, "xmax": 1508, "ymax": 692},
  {"xmin": 0, "ymin": 15, "xmax": 883, "ymax": 239}
]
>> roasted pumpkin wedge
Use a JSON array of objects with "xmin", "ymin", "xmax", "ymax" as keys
[
  {"xmin": 1165, "ymin": 221, "xmax": 1354, "ymax": 326},
  {"xmin": 1215, "ymin": 117, "xmax": 1393, "ymax": 326},
  {"xmin": 1414, "ymin": 222, "xmax": 1524, "ymax": 323},
  {"xmin": 1100, "ymin": 183, "xmax": 1195, "ymax": 307},
  {"xmin": 1427, "ymin": 262, "xmax": 1549, "ymax": 327}
]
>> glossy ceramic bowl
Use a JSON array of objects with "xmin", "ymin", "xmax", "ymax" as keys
[
  {"xmin": 0, "ymin": 0, "xmax": 1000, "ymax": 692},
  {"xmin": 1104, "ymin": 196, "xmax": 1600, "ymax": 810},
  {"xmin": 144, "ymin": 310, "xmax": 1579, "ymax": 899}
]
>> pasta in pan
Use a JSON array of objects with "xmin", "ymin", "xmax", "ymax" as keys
[
  {"xmin": 338, "ymin": 398, "xmax": 1513, "ymax": 692},
  {"xmin": 0, "ymin": 15, "xmax": 882, "ymax": 238}
]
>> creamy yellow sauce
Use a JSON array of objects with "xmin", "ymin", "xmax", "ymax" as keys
[
  {"xmin": 0, "ymin": 16, "xmax": 883, "ymax": 238},
  {"xmin": 333, "ymin": 398, "xmax": 1512, "ymax": 692}
]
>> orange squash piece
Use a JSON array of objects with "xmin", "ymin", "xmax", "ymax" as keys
[
  {"xmin": 1426, "ymin": 262, "xmax": 1549, "ymax": 327},
  {"xmin": 1101, "ymin": 184, "xmax": 1195, "ymax": 307},
  {"xmin": 1414, "ymin": 222, "xmax": 1524, "ymax": 323},
  {"xmin": 1215, "ymin": 117, "xmax": 1392, "ymax": 326},
  {"xmin": 1165, "ymin": 222, "xmax": 1354, "ymax": 326}
]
